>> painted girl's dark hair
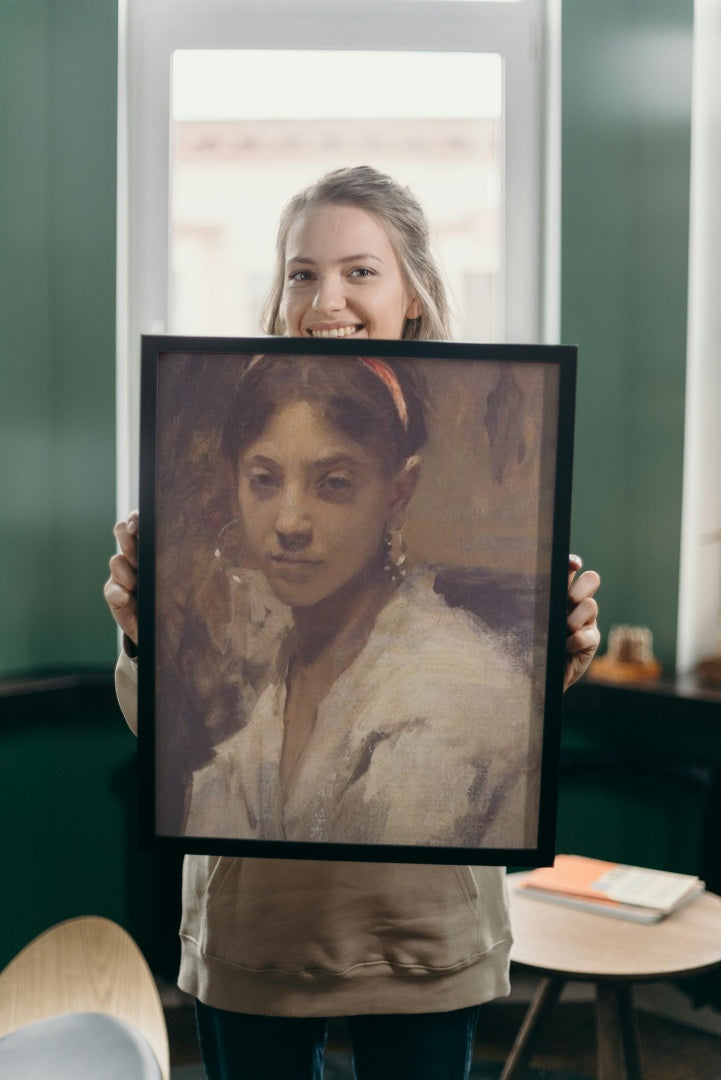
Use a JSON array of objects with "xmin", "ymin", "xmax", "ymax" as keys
[{"xmin": 221, "ymin": 354, "xmax": 428, "ymax": 477}]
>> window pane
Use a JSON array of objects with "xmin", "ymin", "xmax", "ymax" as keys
[{"xmin": 170, "ymin": 49, "xmax": 503, "ymax": 340}]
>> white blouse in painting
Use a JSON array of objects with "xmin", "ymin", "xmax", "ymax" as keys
[{"xmin": 184, "ymin": 572, "xmax": 542, "ymax": 850}]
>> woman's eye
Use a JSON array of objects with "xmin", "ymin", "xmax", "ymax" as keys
[
  {"xmin": 349, "ymin": 267, "xmax": 374, "ymax": 279},
  {"xmin": 288, "ymin": 269, "xmax": 313, "ymax": 283}
]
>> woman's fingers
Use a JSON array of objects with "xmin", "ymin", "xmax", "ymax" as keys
[
  {"xmin": 566, "ymin": 588, "xmax": 600, "ymax": 634},
  {"xmin": 104, "ymin": 512, "xmax": 140, "ymax": 645},
  {"xmin": 113, "ymin": 511, "xmax": 139, "ymax": 568},
  {"xmin": 567, "ymin": 552, "xmax": 583, "ymax": 586},
  {"xmin": 564, "ymin": 559, "xmax": 601, "ymax": 690},
  {"xmin": 103, "ymin": 572, "xmax": 139, "ymax": 644}
]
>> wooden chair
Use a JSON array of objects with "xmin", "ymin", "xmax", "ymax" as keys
[{"xmin": 0, "ymin": 915, "xmax": 170, "ymax": 1079}]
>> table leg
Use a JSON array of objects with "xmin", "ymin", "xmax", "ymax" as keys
[
  {"xmin": 499, "ymin": 976, "xmax": 565, "ymax": 1080},
  {"xmin": 596, "ymin": 982, "xmax": 643, "ymax": 1080}
]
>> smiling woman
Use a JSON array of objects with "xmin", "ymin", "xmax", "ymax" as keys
[
  {"xmin": 109, "ymin": 148, "xmax": 595, "ymax": 1080},
  {"xmin": 263, "ymin": 166, "xmax": 452, "ymax": 341}
]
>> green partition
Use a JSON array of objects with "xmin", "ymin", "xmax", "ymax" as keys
[
  {"xmin": 0, "ymin": 0, "xmax": 143, "ymax": 976},
  {"xmin": 562, "ymin": 0, "xmax": 693, "ymax": 670},
  {"xmin": 0, "ymin": 0, "xmax": 118, "ymax": 675}
]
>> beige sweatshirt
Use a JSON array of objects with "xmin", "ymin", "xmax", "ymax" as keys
[{"xmin": 116, "ymin": 588, "xmax": 517, "ymax": 1016}]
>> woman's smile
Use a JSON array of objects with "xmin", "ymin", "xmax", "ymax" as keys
[{"xmin": 306, "ymin": 323, "xmax": 364, "ymax": 339}]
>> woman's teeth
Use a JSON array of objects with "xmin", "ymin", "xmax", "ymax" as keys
[{"xmin": 310, "ymin": 325, "xmax": 360, "ymax": 338}]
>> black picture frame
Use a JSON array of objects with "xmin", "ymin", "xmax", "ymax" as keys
[{"xmin": 138, "ymin": 335, "xmax": 576, "ymax": 866}]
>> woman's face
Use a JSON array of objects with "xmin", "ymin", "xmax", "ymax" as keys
[
  {"xmin": 281, "ymin": 203, "xmax": 421, "ymax": 340},
  {"xmin": 236, "ymin": 400, "xmax": 414, "ymax": 609}
]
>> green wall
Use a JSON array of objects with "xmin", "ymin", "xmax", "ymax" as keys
[
  {"xmin": 0, "ymin": 1, "xmax": 693, "ymax": 677},
  {"xmin": 562, "ymin": 0, "xmax": 693, "ymax": 670},
  {"xmin": 0, "ymin": 0, "xmax": 118, "ymax": 675},
  {"xmin": 0, "ymin": 0, "xmax": 128, "ymax": 970}
]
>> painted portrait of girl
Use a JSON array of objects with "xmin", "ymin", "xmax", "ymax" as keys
[{"xmin": 156, "ymin": 350, "xmax": 543, "ymax": 851}]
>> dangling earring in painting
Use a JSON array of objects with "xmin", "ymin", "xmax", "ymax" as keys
[{"xmin": 383, "ymin": 529, "xmax": 408, "ymax": 585}]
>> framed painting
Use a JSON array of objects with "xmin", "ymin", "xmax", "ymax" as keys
[{"xmin": 137, "ymin": 336, "xmax": 576, "ymax": 865}]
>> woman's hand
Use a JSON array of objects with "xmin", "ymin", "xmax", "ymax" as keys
[
  {"xmin": 103, "ymin": 510, "xmax": 139, "ymax": 647},
  {"xmin": 564, "ymin": 554, "xmax": 600, "ymax": 691}
]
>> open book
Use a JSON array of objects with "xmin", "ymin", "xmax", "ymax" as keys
[{"xmin": 515, "ymin": 854, "xmax": 705, "ymax": 923}]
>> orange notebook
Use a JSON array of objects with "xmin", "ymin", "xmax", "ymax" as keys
[{"xmin": 516, "ymin": 855, "xmax": 704, "ymax": 923}]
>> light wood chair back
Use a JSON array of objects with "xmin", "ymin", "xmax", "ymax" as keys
[{"xmin": 0, "ymin": 915, "xmax": 170, "ymax": 1080}]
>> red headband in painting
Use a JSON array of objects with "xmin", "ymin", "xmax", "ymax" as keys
[{"xmin": 357, "ymin": 357, "xmax": 409, "ymax": 431}]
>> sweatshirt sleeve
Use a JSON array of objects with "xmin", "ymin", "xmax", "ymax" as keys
[{"xmin": 115, "ymin": 647, "xmax": 139, "ymax": 736}]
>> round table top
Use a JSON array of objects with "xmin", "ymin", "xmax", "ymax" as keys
[{"xmin": 508, "ymin": 872, "xmax": 721, "ymax": 981}]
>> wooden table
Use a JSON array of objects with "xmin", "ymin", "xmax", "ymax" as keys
[{"xmin": 502, "ymin": 873, "xmax": 721, "ymax": 1080}]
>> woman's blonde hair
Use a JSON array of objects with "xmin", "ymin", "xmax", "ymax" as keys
[{"xmin": 262, "ymin": 165, "xmax": 454, "ymax": 341}]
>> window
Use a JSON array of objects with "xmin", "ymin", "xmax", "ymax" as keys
[
  {"xmin": 118, "ymin": 0, "xmax": 557, "ymax": 509},
  {"xmin": 169, "ymin": 49, "xmax": 503, "ymax": 340}
]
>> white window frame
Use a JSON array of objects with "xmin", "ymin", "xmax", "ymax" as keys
[
  {"xmin": 677, "ymin": 0, "xmax": 721, "ymax": 674},
  {"xmin": 116, "ymin": 0, "xmax": 559, "ymax": 512}
]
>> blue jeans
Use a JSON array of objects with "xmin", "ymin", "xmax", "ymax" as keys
[{"xmin": 195, "ymin": 1000, "xmax": 481, "ymax": 1080}]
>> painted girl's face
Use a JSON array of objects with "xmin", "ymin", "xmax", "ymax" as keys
[
  {"xmin": 281, "ymin": 203, "xmax": 421, "ymax": 341},
  {"xmin": 236, "ymin": 400, "xmax": 413, "ymax": 610}
]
